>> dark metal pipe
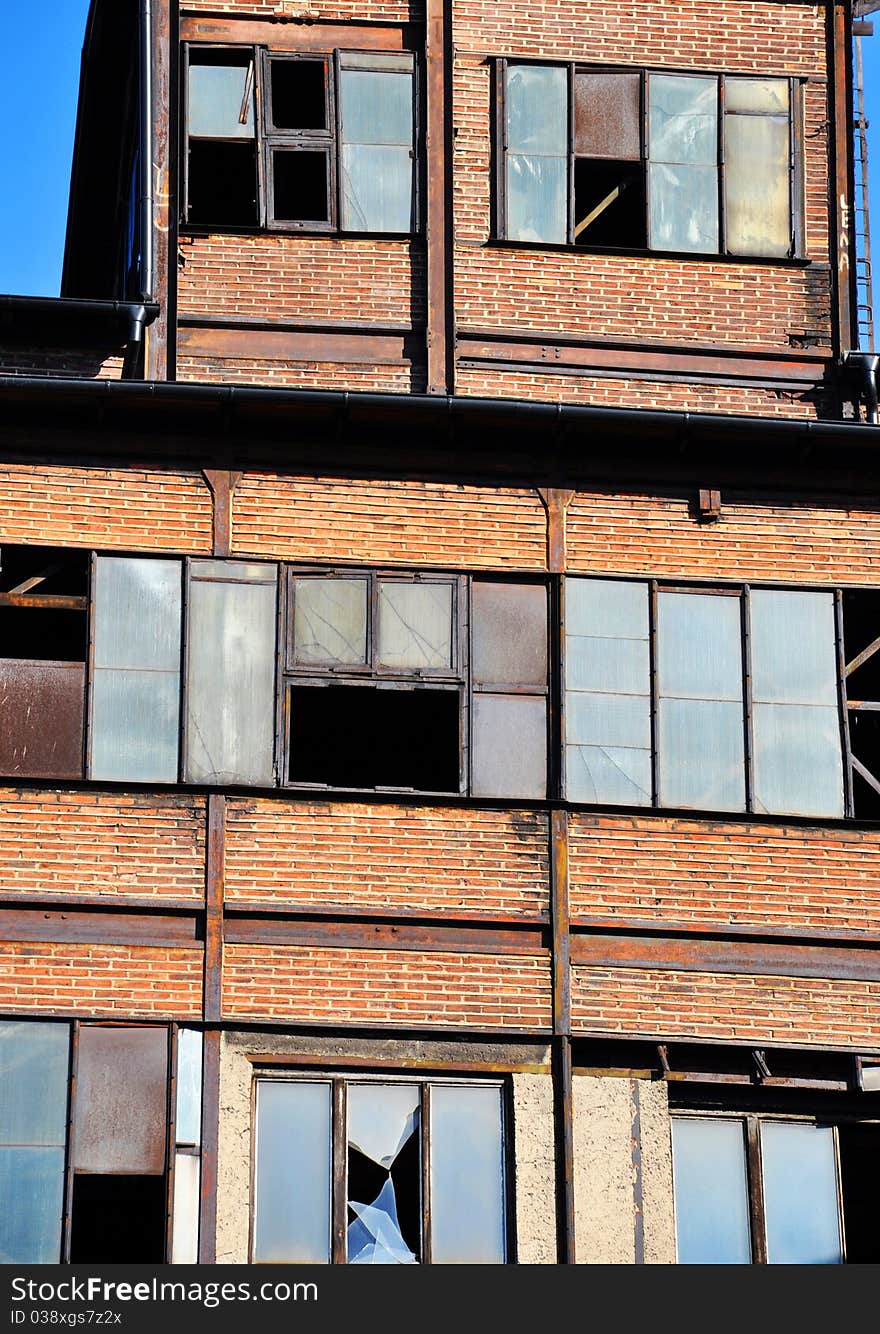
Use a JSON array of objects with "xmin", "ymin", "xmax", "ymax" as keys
[{"xmin": 139, "ymin": 0, "xmax": 154, "ymax": 303}]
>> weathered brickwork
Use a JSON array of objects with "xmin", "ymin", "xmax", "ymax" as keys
[
  {"xmin": 569, "ymin": 815, "xmax": 880, "ymax": 938},
  {"xmin": 226, "ymin": 801, "xmax": 549, "ymax": 918},
  {"xmin": 231, "ymin": 473, "xmax": 548, "ymax": 568},
  {"xmin": 566, "ymin": 489, "xmax": 880, "ymax": 583},
  {"xmin": 223, "ymin": 943, "xmax": 553, "ymax": 1027},
  {"xmin": 177, "ymin": 357, "xmax": 419, "ymax": 393},
  {"xmin": 571, "ymin": 964, "xmax": 880, "ymax": 1048},
  {"xmin": 0, "ymin": 464, "xmax": 212, "ymax": 553},
  {"xmin": 0, "ymin": 791, "xmax": 207, "ymax": 902},
  {"xmin": 182, "ymin": 0, "xmax": 419, "ymax": 19},
  {"xmin": 0, "ymin": 941, "xmax": 203, "ymax": 1017}
]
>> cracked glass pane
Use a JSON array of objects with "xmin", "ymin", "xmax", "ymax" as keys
[
  {"xmin": 565, "ymin": 743, "xmax": 651, "ymax": 805},
  {"xmin": 431, "ymin": 1085, "xmax": 505, "ymax": 1264},
  {"xmin": 649, "ymin": 74, "xmax": 717, "ymax": 164},
  {"xmin": 347, "ymin": 1085, "xmax": 420, "ymax": 1264},
  {"xmin": 254, "ymin": 1081, "xmax": 331, "ymax": 1264},
  {"xmin": 377, "ymin": 582, "xmax": 453, "ymax": 669},
  {"xmin": 292, "ymin": 577, "xmax": 368, "ymax": 666}
]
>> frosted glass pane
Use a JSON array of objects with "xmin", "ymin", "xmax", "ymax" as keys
[
  {"xmin": 431, "ymin": 1085, "xmax": 505, "ymax": 1264},
  {"xmin": 725, "ymin": 78, "xmax": 789, "ymax": 114},
  {"xmin": 726, "ymin": 113, "xmax": 790, "ymax": 257},
  {"xmin": 378, "ymin": 582, "xmax": 453, "ymax": 669},
  {"xmin": 472, "ymin": 582, "xmax": 547, "ymax": 688},
  {"xmin": 472, "ymin": 694, "xmax": 547, "ymax": 799},
  {"xmin": 565, "ymin": 578, "xmax": 649, "ymax": 640},
  {"xmin": 566, "ymin": 743, "xmax": 652, "ymax": 805},
  {"xmin": 175, "ymin": 1029, "xmax": 202, "ymax": 1148},
  {"xmin": 340, "ymin": 69, "xmax": 412, "ymax": 145},
  {"xmin": 0, "ymin": 1021, "xmax": 68, "ymax": 1146},
  {"xmin": 658, "ymin": 593, "xmax": 742, "ymax": 700},
  {"xmin": 750, "ymin": 591, "xmax": 838, "ymax": 704},
  {"xmin": 189, "ymin": 64, "xmax": 255, "ymax": 139},
  {"xmin": 762, "ymin": 1123, "xmax": 842, "ymax": 1265},
  {"xmin": 566, "ymin": 691, "xmax": 651, "ymax": 750},
  {"xmin": 752, "ymin": 703, "xmax": 844, "ymax": 817},
  {"xmin": 658, "ymin": 698, "xmax": 746, "ymax": 811},
  {"xmin": 566, "ymin": 635, "xmax": 650, "ymax": 694},
  {"xmin": 341, "ymin": 144, "xmax": 413, "ymax": 232},
  {"xmin": 649, "ymin": 75, "xmax": 717, "ymax": 164},
  {"xmin": 91, "ymin": 669, "xmax": 180, "ymax": 783},
  {"xmin": 649, "ymin": 162, "xmax": 718, "ymax": 252},
  {"xmin": 0, "ymin": 1147, "xmax": 65, "ymax": 1264},
  {"xmin": 254, "ymin": 1082, "xmax": 331, "ymax": 1264},
  {"xmin": 293, "ymin": 578, "xmax": 368, "ymax": 666},
  {"xmin": 506, "ymin": 65, "xmax": 567, "ymax": 153},
  {"xmin": 506, "ymin": 155, "xmax": 568, "ymax": 243},
  {"xmin": 94, "ymin": 558, "xmax": 182, "ymax": 671},
  {"xmin": 171, "ymin": 1152, "xmax": 200, "ymax": 1264},
  {"xmin": 348, "ymin": 1084, "xmax": 419, "ymax": 1168},
  {"xmin": 672, "ymin": 1119, "xmax": 751, "ymax": 1264},
  {"xmin": 185, "ymin": 573, "xmax": 277, "ymax": 786}
]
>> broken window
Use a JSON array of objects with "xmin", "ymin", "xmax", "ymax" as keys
[
  {"xmin": 0, "ymin": 545, "xmax": 88, "ymax": 780},
  {"xmin": 252, "ymin": 1077, "xmax": 507, "ymax": 1264},
  {"xmin": 284, "ymin": 571, "xmax": 464, "ymax": 794},
  {"xmin": 184, "ymin": 44, "xmax": 417, "ymax": 235},
  {"xmin": 671, "ymin": 1114, "xmax": 869, "ymax": 1264},
  {"xmin": 500, "ymin": 62, "xmax": 799, "ymax": 257},
  {"xmin": 184, "ymin": 560, "xmax": 278, "ymax": 787}
]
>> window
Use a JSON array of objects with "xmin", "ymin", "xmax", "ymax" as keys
[
  {"xmin": 671, "ymin": 1114, "xmax": 880, "ymax": 1264},
  {"xmin": 499, "ymin": 62, "xmax": 801, "ymax": 257},
  {"xmin": 185, "ymin": 46, "xmax": 417, "ymax": 234},
  {"xmin": 564, "ymin": 578, "xmax": 845, "ymax": 817},
  {"xmin": 252, "ymin": 1076, "xmax": 508, "ymax": 1264}
]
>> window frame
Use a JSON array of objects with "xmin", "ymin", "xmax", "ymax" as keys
[
  {"xmin": 495, "ymin": 58, "xmax": 805, "ymax": 261},
  {"xmin": 249, "ymin": 1071, "xmax": 514, "ymax": 1265},
  {"xmin": 182, "ymin": 42, "xmax": 420, "ymax": 238}
]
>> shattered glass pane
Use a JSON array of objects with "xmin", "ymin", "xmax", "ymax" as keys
[
  {"xmin": 377, "ymin": 582, "xmax": 453, "ymax": 669},
  {"xmin": 293, "ymin": 577, "xmax": 368, "ymax": 666},
  {"xmin": 565, "ymin": 743, "xmax": 652, "ymax": 806},
  {"xmin": 431, "ymin": 1085, "xmax": 505, "ymax": 1264},
  {"xmin": 347, "ymin": 1084, "xmax": 420, "ymax": 1264}
]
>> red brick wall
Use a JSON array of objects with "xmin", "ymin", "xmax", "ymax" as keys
[
  {"xmin": 565, "ymin": 490, "xmax": 880, "ymax": 583},
  {"xmin": 0, "ymin": 464, "xmax": 212, "ymax": 554},
  {"xmin": 569, "ymin": 814, "xmax": 880, "ymax": 938},
  {"xmin": 571, "ymin": 964, "xmax": 880, "ymax": 1048},
  {"xmin": 226, "ymin": 801, "xmax": 549, "ymax": 918},
  {"xmin": 0, "ymin": 941, "xmax": 202, "ymax": 1018},
  {"xmin": 223, "ymin": 942, "xmax": 552, "ymax": 1028},
  {"xmin": 177, "ymin": 357, "xmax": 418, "ymax": 392},
  {"xmin": 0, "ymin": 791, "xmax": 206, "ymax": 902},
  {"xmin": 231, "ymin": 472, "xmax": 548, "ymax": 568},
  {"xmin": 181, "ymin": 0, "xmax": 419, "ymax": 19}
]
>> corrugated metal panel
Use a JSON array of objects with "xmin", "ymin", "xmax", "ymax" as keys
[{"xmin": 73, "ymin": 1027, "xmax": 168, "ymax": 1176}]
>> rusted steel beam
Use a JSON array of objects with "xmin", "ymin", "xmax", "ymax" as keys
[
  {"xmin": 179, "ymin": 17, "xmax": 415, "ymax": 51},
  {"xmin": 197, "ymin": 1027, "xmax": 221, "ymax": 1264},
  {"xmin": 0, "ymin": 593, "xmax": 87, "ymax": 610},
  {"xmin": 538, "ymin": 489, "xmax": 576, "ymax": 575},
  {"xmin": 178, "ymin": 325, "xmax": 415, "ymax": 366},
  {"xmin": 204, "ymin": 794, "xmax": 225, "ymax": 1022},
  {"xmin": 568, "ymin": 909, "xmax": 880, "ymax": 950},
  {"xmin": 829, "ymin": 0, "xmax": 857, "ymax": 355},
  {"xmin": 203, "ymin": 469, "xmax": 242, "ymax": 560},
  {"xmin": 146, "ymin": 0, "xmax": 172, "ymax": 380},
  {"xmin": 425, "ymin": 0, "xmax": 451, "ymax": 393},
  {"xmin": 224, "ymin": 914, "xmax": 549, "ymax": 957},
  {"xmin": 228, "ymin": 897, "xmax": 548, "ymax": 926},
  {"xmin": 549, "ymin": 809, "xmax": 571, "ymax": 1035},
  {"xmin": 0, "ymin": 906, "xmax": 201, "ymax": 947},
  {"xmin": 553, "ymin": 1034, "xmax": 576, "ymax": 1264}
]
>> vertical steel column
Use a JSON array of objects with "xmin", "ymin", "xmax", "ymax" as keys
[{"xmin": 425, "ymin": 0, "xmax": 453, "ymax": 393}]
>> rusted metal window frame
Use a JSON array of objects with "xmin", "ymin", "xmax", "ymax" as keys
[
  {"xmin": 262, "ymin": 50, "xmax": 336, "ymax": 233},
  {"xmin": 249, "ymin": 1070, "xmax": 513, "ymax": 1265},
  {"xmin": 181, "ymin": 43, "xmax": 261, "ymax": 230},
  {"xmin": 496, "ymin": 59, "xmax": 804, "ymax": 260}
]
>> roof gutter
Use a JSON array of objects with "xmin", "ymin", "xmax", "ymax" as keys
[{"xmin": 0, "ymin": 296, "xmax": 159, "ymax": 347}]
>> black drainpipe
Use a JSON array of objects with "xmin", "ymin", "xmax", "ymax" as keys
[
  {"xmin": 133, "ymin": 0, "xmax": 154, "ymax": 347},
  {"xmin": 845, "ymin": 351, "xmax": 880, "ymax": 423}
]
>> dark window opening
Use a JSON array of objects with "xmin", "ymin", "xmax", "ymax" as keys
[
  {"xmin": 842, "ymin": 590, "xmax": 880, "ymax": 701},
  {"xmin": 272, "ymin": 150, "xmax": 329, "ymax": 223},
  {"xmin": 188, "ymin": 141, "xmax": 258, "ymax": 227},
  {"xmin": 842, "ymin": 591, "xmax": 880, "ymax": 816},
  {"xmin": 69, "ymin": 1174, "xmax": 166, "ymax": 1263},
  {"xmin": 839, "ymin": 1123, "xmax": 880, "ymax": 1263},
  {"xmin": 849, "ymin": 712, "xmax": 880, "ymax": 816},
  {"xmin": 270, "ymin": 59, "xmax": 326, "ymax": 130},
  {"xmin": 0, "ymin": 608, "xmax": 86, "ymax": 662},
  {"xmin": 288, "ymin": 684, "xmax": 460, "ymax": 791},
  {"xmin": 574, "ymin": 160, "xmax": 646, "ymax": 248},
  {"xmin": 347, "ymin": 1120, "xmax": 421, "ymax": 1262},
  {"xmin": 0, "ymin": 546, "xmax": 88, "ymax": 598}
]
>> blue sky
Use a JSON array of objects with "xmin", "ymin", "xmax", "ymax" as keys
[{"xmin": 0, "ymin": 0, "xmax": 878, "ymax": 345}]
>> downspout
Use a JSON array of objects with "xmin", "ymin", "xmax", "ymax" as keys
[
  {"xmin": 131, "ymin": 0, "xmax": 154, "ymax": 346},
  {"xmin": 846, "ymin": 350, "xmax": 880, "ymax": 422}
]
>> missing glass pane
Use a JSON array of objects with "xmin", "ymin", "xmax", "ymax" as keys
[
  {"xmin": 574, "ymin": 160, "xmax": 646, "ymax": 247},
  {"xmin": 288, "ymin": 684, "xmax": 460, "ymax": 791},
  {"xmin": 69, "ymin": 1175, "xmax": 166, "ymax": 1263},
  {"xmin": 272, "ymin": 150, "xmax": 330, "ymax": 223},
  {"xmin": 838, "ymin": 1123, "xmax": 880, "ymax": 1263},
  {"xmin": 842, "ymin": 589, "xmax": 880, "ymax": 700},
  {"xmin": 347, "ymin": 1085, "xmax": 420, "ymax": 1264},
  {"xmin": 188, "ymin": 140, "xmax": 258, "ymax": 227},
  {"xmin": 270, "ymin": 59, "xmax": 327, "ymax": 130}
]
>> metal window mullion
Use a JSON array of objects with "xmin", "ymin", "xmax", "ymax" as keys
[
  {"xmin": 649, "ymin": 579, "xmax": 659, "ymax": 807},
  {"xmin": 254, "ymin": 48, "xmax": 268, "ymax": 228},
  {"xmin": 746, "ymin": 1116, "xmax": 767, "ymax": 1264},
  {"xmin": 742, "ymin": 584, "xmax": 755, "ymax": 812},
  {"xmin": 567, "ymin": 63, "xmax": 575, "ymax": 245},
  {"xmin": 84, "ymin": 552, "xmax": 97, "ymax": 781},
  {"xmin": 61, "ymin": 1021, "xmax": 79, "ymax": 1264},
  {"xmin": 182, "ymin": 44, "xmax": 192, "ymax": 223},
  {"xmin": 368, "ymin": 572, "xmax": 379, "ymax": 672},
  {"xmin": 789, "ymin": 76, "xmax": 799, "ymax": 257},
  {"xmin": 833, "ymin": 1124, "xmax": 847, "ymax": 1262},
  {"xmin": 498, "ymin": 59, "xmax": 508, "ymax": 239},
  {"xmin": 421, "ymin": 1083, "xmax": 432, "ymax": 1264},
  {"xmin": 643, "ymin": 70, "xmax": 652, "ymax": 247},
  {"xmin": 332, "ymin": 1079, "xmax": 347, "ymax": 1264},
  {"xmin": 165, "ymin": 1023, "xmax": 178, "ymax": 1263},
  {"xmin": 835, "ymin": 588, "xmax": 855, "ymax": 818},
  {"xmin": 179, "ymin": 557, "xmax": 192, "ymax": 784}
]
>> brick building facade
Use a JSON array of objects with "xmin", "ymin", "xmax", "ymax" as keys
[{"xmin": 0, "ymin": 0, "xmax": 878, "ymax": 1265}]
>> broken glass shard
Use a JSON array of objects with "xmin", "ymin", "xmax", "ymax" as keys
[
  {"xmin": 347, "ymin": 1084, "xmax": 418, "ymax": 1167},
  {"xmin": 347, "ymin": 1178, "xmax": 417, "ymax": 1264}
]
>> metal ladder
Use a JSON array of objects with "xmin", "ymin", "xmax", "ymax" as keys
[{"xmin": 854, "ymin": 3, "xmax": 878, "ymax": 349}]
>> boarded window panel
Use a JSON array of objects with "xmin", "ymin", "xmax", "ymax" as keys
[
  {"xmin": 472, "ymin": 694, "xmax": 546, "ymax": 798},
  {"xmin": 0, "ymin": 660, "xmax": 84, "ymax": 779},
  {"xmin": 431, "ymin": 1085, "xmax": 505, "ymax": 1264},
  {"xmin": 292, "ymin": 577, "xmax": 368, "ymax": 667},
  {"xmin": 253, "ymin": 1081, "xmax": 331, "ymax": 1264},
  {"xmin": 73, "ymin": 1027, "xmax": 168, "ymax": 1176},
  {"xmin": 648, "ymin": 74, "xmax": 718, "ymax": 165},
  {"xmin": 506, "ymin": 153, "xmax": 568, "ymax": 243},
  {"xmin": 761, "ymin": 1123, "xmax": 842, "ymax": 1265},
  {"xmin": 752, "ymin": 703, "xmax": 844, "ymax": 817},
  {"xmin": 0, "ymin": 1147, "xmax": 65, "ymax": 1264},
  {"xmin": 185, "ymin": 566, "xmax": 277, "ymax": 786},
  {"xmin": 0, "ymin": 1021, "xmax": 69, "ymax": 1147},
  {"xmin": 171, "ymin": 1152, "xmax": 200, "ymax": 1265},
  {"xmin": 472, "ymin": 582, "xmax": 547, "ymax": 688},
  {"xmin": 506, "ymin": 64, "xmax": 567, "ymax": 154},
  {"xmin": 377, "ymin": 582, "xmax": 453, "ymax": 670},
  {"xmin": 725, "ymin": 77, "xmax": 790, "ymax": 115},
  {"xmin": 574, "ymin": 71, "xmax": 641, "ymax": 160},
  {"xmin": 189, "ymin": 62, "xmax": 255, "ymax": 139},
  {"xmin": 648, "ymin": 161, "xmax": 718, "ymax": 252},
  {"xmin": 725, "ymin": 113, "xmax": 790, "ymax": 257},
  {"xmin": 671, "ymin": 1119, "xmax": 751, "ymax": 1264},
  {"xmin": 175, "ymin": 1029, "xmax": 203, "ymax": 1148}
]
